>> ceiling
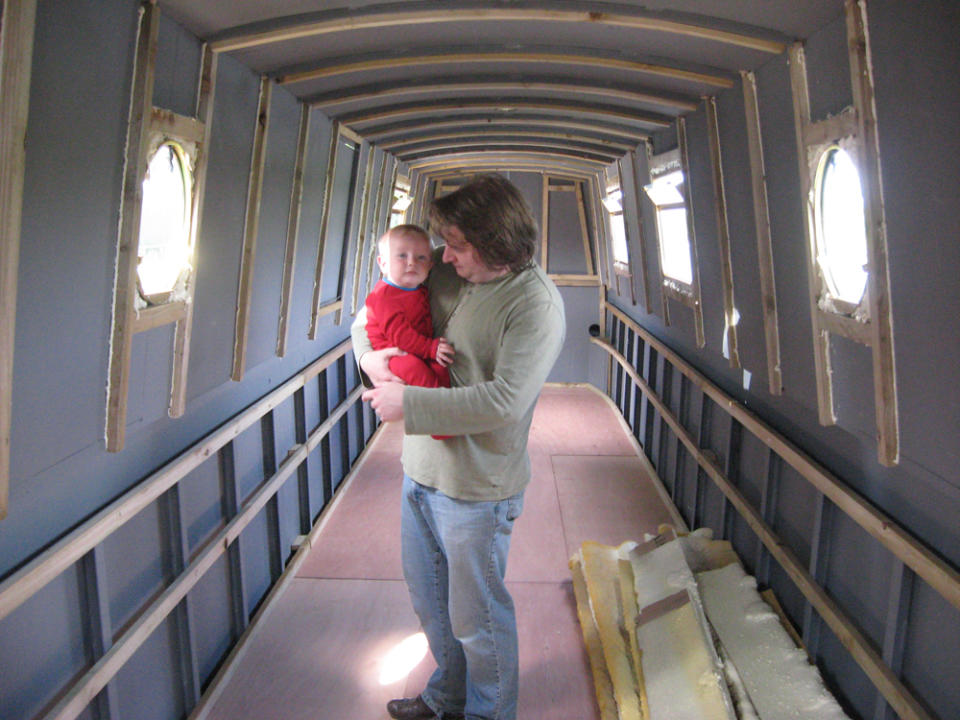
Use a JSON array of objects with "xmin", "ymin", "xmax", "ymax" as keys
[{"xmin": 158, "ymin": 0, "xmax": 846, "ymax": 178}]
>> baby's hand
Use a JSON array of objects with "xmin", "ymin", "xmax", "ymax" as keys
[{"xmin": 436, "ymin": 338, "xmax": 455, "ymax": 367}]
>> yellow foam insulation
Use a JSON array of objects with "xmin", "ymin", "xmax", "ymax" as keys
[{"xmin": 570, "ymin": 554, "xmax": 618, "ymax": 720}]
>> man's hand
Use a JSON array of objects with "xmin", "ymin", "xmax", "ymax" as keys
[
  {"xmin": 435, "ymin": 338, "xmax": 455, "ymax": 367},
  {"xmin": 359, "ymin": 347, "xmax": 406, "ymax": 386},
  {"xmin": 362, "ymin": 381, "xmax": 405, "ymax": 422}
]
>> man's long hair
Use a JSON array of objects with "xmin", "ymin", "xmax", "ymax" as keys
[{"xmin": 427, "ymin": 174, "xmax": 538, "ymax": 273}]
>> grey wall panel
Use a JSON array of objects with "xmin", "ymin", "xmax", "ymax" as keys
[
  {"xmin": 114, "ymin": 616, "xmax": 184, "ymax": 720},
  {"xmin": 190, "ymin": 556, "xmax": 234, "ymax": 684},
  {"xmin": 154, "ymin": 14, "xmax": 202, "ymax": 118},
  {"xmin": 102, "ymin": 501, "xmax": 164, "ymax": 631},
  {"xmin": 551, "ymin": 286, "xmax": 597, "ymax": 384},
  {"xmin": 803, "ymin": 12, "xmax": 852, "ymax": 122}
]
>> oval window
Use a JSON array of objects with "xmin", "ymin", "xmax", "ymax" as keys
[
  {"xmin": 815, "ymin": 146, "xmax": 868, "ymax": 306},
  {"xmin": 137, "ymin": 141, "xmax": 192, "ymax": 302}
]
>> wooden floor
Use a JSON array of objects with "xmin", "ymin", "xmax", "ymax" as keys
[{"xmin": 203, "ymin": 385, "xmax": 678, "ymax": 720}]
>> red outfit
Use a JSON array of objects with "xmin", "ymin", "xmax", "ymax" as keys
[{"xmin": 365, "ymin": 280, "xmax": 450, "ymax": 389}]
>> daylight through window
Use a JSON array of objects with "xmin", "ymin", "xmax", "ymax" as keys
[
  {"xmin": 137, "ymin": 141, "xmax": 193, "ymax": 302},
  {"xmin": 814, "ymin": 145, "xmax": 868, "ymax": 307},
  {"xmin": 645, "ymin": 169, "xmax": 692, "ymax": 285},
  {"xmin": 603, "ymin": 186, "xmax": 629, "ymax": 267}
]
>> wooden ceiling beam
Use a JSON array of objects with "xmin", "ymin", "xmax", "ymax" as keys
[
  {"xmin": 209, "ymin": 9, "xmax": 786, "ymax": 55},
  {"xmin": 363, "ymin": 117, "xmax": 648, "ymax": 143},
  {"xmin": 398, "ymin": 141, "xmax": 619, "ymax": 163},
  {"xmin": 308, "ymin": 79, "xmax": 698, "ymax": 112},
  {"xmin": 378, "ymin": 130, "xmax": 635, "ymax": 153},
  {"xmin": 276, "ymin": 51, "xmax": 734, "ymax": 89}
]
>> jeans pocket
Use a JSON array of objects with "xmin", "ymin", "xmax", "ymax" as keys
[{"xmin": 505, "ymin": 494, "xmax": 524, "ymax": 522}]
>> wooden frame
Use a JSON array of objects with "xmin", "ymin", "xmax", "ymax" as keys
[
  {"xmin": 538, "ymin": 173, "xmax": 600, "ymax": 286},
  {"xmin": 379, "ymin": 129, "xmax": 636, "ymax": 155},
  {"xmin": 348, "ymin": 146, "xmax": 378, "ymax": 316},
  {"xmin": 276, "ymin": 104, "xmax": 311, "ymax": 357},
  {"xmin": 626, "ymin": 149, "xmax": 653, "ymax": 313},
  {"xmin": 231, "ymin": 76, "xmax": 272, "ymax": 381},
  {"xmin": 105, "ymin": 4, "xmax": 217, "ymax": 451},
  {"xmin": 212, "ymin": 8, "xmax": 786, "ymax": 55},
  {"xmin": 364, "ymin": 117, "xmax": 648, "ymax": 145},
  {"xmin": 789, "ymin": 0, "xmax": 898, "ymax": 465},
  {"xmin": 740, "ymin": 70, "xmax": 783, "ymax": 395},
  {"xmin": 704, "ymin": 96, "xmax": 740, "ymax": 368},
  {"xmin": 595, "ymin": 303, "xmax": 958, "ymax": 720},
  {"xmin": 0, "ymin": 0, "xmax": 38, "ymax": 518}
]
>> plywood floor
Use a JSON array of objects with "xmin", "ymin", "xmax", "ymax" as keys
[{"xmin": 203, "ymin": 385, "xmax": 678, "ymax": 720}]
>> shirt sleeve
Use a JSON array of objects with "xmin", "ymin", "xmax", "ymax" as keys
[
  {"xmin": 403, "ymin": 297, "xmax": 565, "ymax": 436},
  {"xmin": 350, "ymin": 305, "xmax": 375, "ymax": 388}
]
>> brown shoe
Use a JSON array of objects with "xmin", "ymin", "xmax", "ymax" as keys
[{"xmin": 386, "ymin": 695, "xmax": 437, "ymax": 720}]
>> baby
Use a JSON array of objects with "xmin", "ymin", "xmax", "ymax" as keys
[{"xmin": 364, "ymin": 224, "xmax": 454, "ymax": 399}]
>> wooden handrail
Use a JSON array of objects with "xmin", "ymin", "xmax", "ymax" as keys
[
  {"xmin": 603, "ymin": 302, "xmax": 960, "ymax": 613},
  {"xmin": 0, "ymin": 338, "xmax": 353, "ymax": 623}
]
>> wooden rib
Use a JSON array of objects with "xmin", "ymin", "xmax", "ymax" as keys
[
  {"xmin": 105, "ymin": 2, "xmax": 160, "ymax": 452},
  {"xmin": 280, "ymin": 51, "xmax": 733, "ymax": 89},
  {"xmin": 340, "ymin": 100, "xmax": 672, "ymax": 129},
  {"xmin": 704, "ymin": 96, "xmax": 740, "ymax": 368},
  {"xmin": 308, "ymin": 122, "xmax": 342, "ymax": 339},
  {"xmin": 349, "ymin": 147, "xmax": 377, "ymax": 316},
  {"xmin": 626, "ymin": 150, "xmax": 652, "ymax": 313},
  {"xmin": 365, "ymin": 117, "xmax": 648, "ymax": 143},
  {"xmin": 540, "ymin": 173, "xmax": 550, "ymax": 270},
  {"xmin": 131, "ymin": 301, "xmax": 187, "ymax": 334},
  {"xmin": 311, "ymin": 80, "xmax": 698, "ymax": 112},
  {"xmin": 170, "ymin": 45, "xmax": 217, "ymax": 418},
  {"xmin": 231, "ymin": 76, "xmax": 271, "ymax": 382},
  {"xmin": 397, "ymin": 139, "xmax": 620, "ymax": 162},
  {"xmin": 593, "ymin": 331, "xmax": 936, "ymax": 720},
  {"xmin": 368, "ymin": 160, "xmax": 396, "ymax": 290},
  {"xmin": 408, "ymin": 151, "xmax": 606, "ymax": 171},
  {"xmin": 339, "ymin": 123, "xmax": 364, "ymax": 145},
  {"xmin": 380, "ymin": 129, "xmax": 635, "ymax": 153},
  {"xmin": 789, "ymin": 42, "xmax": 835, "ymax": 426},
  {"xmin": 211, "ymin": 9, "xmax": 785, "ymax": 55},
  {"xmin": 276, "ymin": 104, "xmax": 310, "ymax": 357},
  {"xmin": 0, "ymin": 0, "xmax": 37, "ymax": 517},
  {"xmin": 847, "ymin": 0, "xmax": 899, "ymax": 466},
  {"xmin": 575, "ymin": 182, "xmax": 595, "ymax": 276},
  {"xmin": 676, "ymin": 117, "xmax": 706, "ymax": 347},
  {"xmin": 740, "ymin": 70, "xmax": 783, "ymax": 395},
  {"xmin": 589, "ymin": 174, "xmax": 610, "ymax": 288}
]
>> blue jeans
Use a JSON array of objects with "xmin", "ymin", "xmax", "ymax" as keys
[{"xmin": 401, "ymin": 474, "xmax": 524, "ymax": 720}]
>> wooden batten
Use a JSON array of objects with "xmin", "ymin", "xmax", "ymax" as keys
[
  {"xmin": 614, "ymin": 158, "xmax": 638, "ymax": 306},
  {"xmin": 231, "ymin": 76, "xmax": 272, "ymax": 381},
  {"xmin": 676, "ymin": 117, "xmax": 706, "ymax": 347},
  {"xmin": 105, "ymin": 2, "xmax": 161, "ymax": 452},
  {"xmin": 549, "ymin": 274, "xmax": 601, "ymax": 287},
  {"xmin": 380, "ymin": 130, "xmax": 636, "ymax": 154},
  {"xmin": 170, "ymin": 45, "xmax": 217, "ymax": 418},
  {"xmin": 0, "ymin": 0, "xmax": 38, "ymax": 518},
  {"xmin": 846, "ymin": 0, "xmax": 899, "ymax": 466},
  {"xmin": 589, "ymin": 174, "xmax": 611, "ymax": 288},
  {"xmin": 132, "ymin": 301, "xmax": 187, "ymax": 334},
  {"xmin": 309, "ymin": 122, "xmax": 342, "ymax": 339},
  {"xmin": 349, "ymin": 147, "xmax": 377, "ymax": 316},
  {"xmin": 704, "ymin": 97, "xmax": 740, "ymax": 369},
  {"xmin": 368, "ymin": 160, "xmax": 397, "ymax": 291},
  {"xmin": 276, "ymin": 104, "xmax": 310, "ymax": 357},
  {"xmin": 540, "ymin": 174, "xmax": 550, "ymax": 270},
  {"xmin": 627, "ymin": 150, "xmax": 652, "ymax": 313},
  {"xmin": 574, "ymin": 181, "xmax": 596, "ymax": 276},
  {"xmin": 740, "ymin": 70, "xmax": 783, "ymax": 395},
  {"xmin": 365, "ymin": 117, "xmax": 649, "ymax": 144}
]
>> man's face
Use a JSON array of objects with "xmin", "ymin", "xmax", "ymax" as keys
[
  {"xmin": 378, "ymin": 232, "xmax": 432, "ymax": 289},
  {"xmin": 440, "ymin": 225, "xmax": 504, "ymax": 283}
]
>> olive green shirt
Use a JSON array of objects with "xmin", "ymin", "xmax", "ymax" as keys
[{"xmin": 352, "ymin": 251, "xmax": 565, "ymax": 501}]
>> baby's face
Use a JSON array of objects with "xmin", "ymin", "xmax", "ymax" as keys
[{"xmin": 378, "ymin": 232, "xmax": 433, "ymax": 288}]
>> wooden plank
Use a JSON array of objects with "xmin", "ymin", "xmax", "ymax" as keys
[
  {"xmin": 396, "ymin": 139, "xmax": 620, "ymax": 162},
  {"xmin": 231, "ymin": 76, "xmax": 272, "ymax": 381},
  {"xmin": 276, "ymin": 104, "xmax": 310, "ymax": 357},
  {"xmin": 676, "ymin": 118, "xmax": 705, "ymax": 347},
  {"xmin": 105, "ymin": 1, "xmax": 161, "ymax": 452},
  {"xmin": 170, "ymin": 45, "xmax": 217, "ymax": 418},
  {"xmin": 0, "ymin": 0, "xmax": 38, "ymax": 518},
  {"xmin": 380, "ymin": 129, "xmax": 635, "ymax": 153},
  {"xmin": 308, "ymin": 122, "xmax": 341, "ymax": 339},
  {"xmin": 789, "ymin": 42, "xmax": 836, "ymax": 426},
  {"xmin": 589, "ymin": 174, "xmax": 610, "ymax": 288},
  {"xmin": 349, "ymin": 147, "xmax": 377, "ymax": 316},
  {"xmin": 0, "ymin": 338, "xmax": 352, "ymax": 624},
  {"xmin": 615, "ymin": 158, "xmax": 638, "ymax": 306},
  {"xmin": 740, "ymin": 70, "xmax": 783, "ymax": 395},
  {"xmin": 311, "ymin": 79, "xmax": 699, "ymax": 112},
  {"xmin": 602, "ymin": 303, "xmax": 960, "ymax": 613},
  {"xmin": 211, "ymin": 9, "xmax": 785, "ymax": 54},
  {"xmin": 540, "ymin": 174, "xmax": 550, "ymax": 270},
  {"xmin": 626, "ymin": 150, "xmax": 652, "ymax": 313},
  {"xmin": 131, "ymin": 300, "xmax": 187, "ymax": 334},
  {"xmin": 548, "ymin": 274, "xmax": 601, "ymax": 287},
  {"xmin": 593, "ymin": 334, "xmax": 935, "ymax": 720},
  {"xmin": 846, "ymin": 0, "xmax": 899, "ymax": 466},
  {"xmin": 364, "ymin": 116, "xmax": 649, "ymax": 144},
  {"xmin": 704, "ymin": 97, "xmax": 740, "ymax": 368},
  {"xmin": 368, "ymin": 160, "xmax": 397, "ymax": 290},
  {"xmin": 340, "ymin": 100, "xmax": 671, "ymax": 129},
  {"xmin": 279, "ymin": 50, "xmax": 733, "ymax": 89},
  {"xmin": 148, "ymin": 107, "xmax": 205, "ymax": 144}
]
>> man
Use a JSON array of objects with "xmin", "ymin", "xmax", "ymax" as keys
[{"xmin": 352, "ymin": 174, "xmax": 565, "ymax": 720}]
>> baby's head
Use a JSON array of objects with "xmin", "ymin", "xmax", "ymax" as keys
[{"xmin": 377, "ymin": 224, "xmax": 433, "ymax": 289}]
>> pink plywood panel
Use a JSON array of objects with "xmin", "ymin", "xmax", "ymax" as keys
[
  {"xmin": 554, "ymin": 454, "xmax": 676, "ymax": 558},
  {"xmin": 530, "ymin": 386, "xmax": 636, "ymax": 456}
]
